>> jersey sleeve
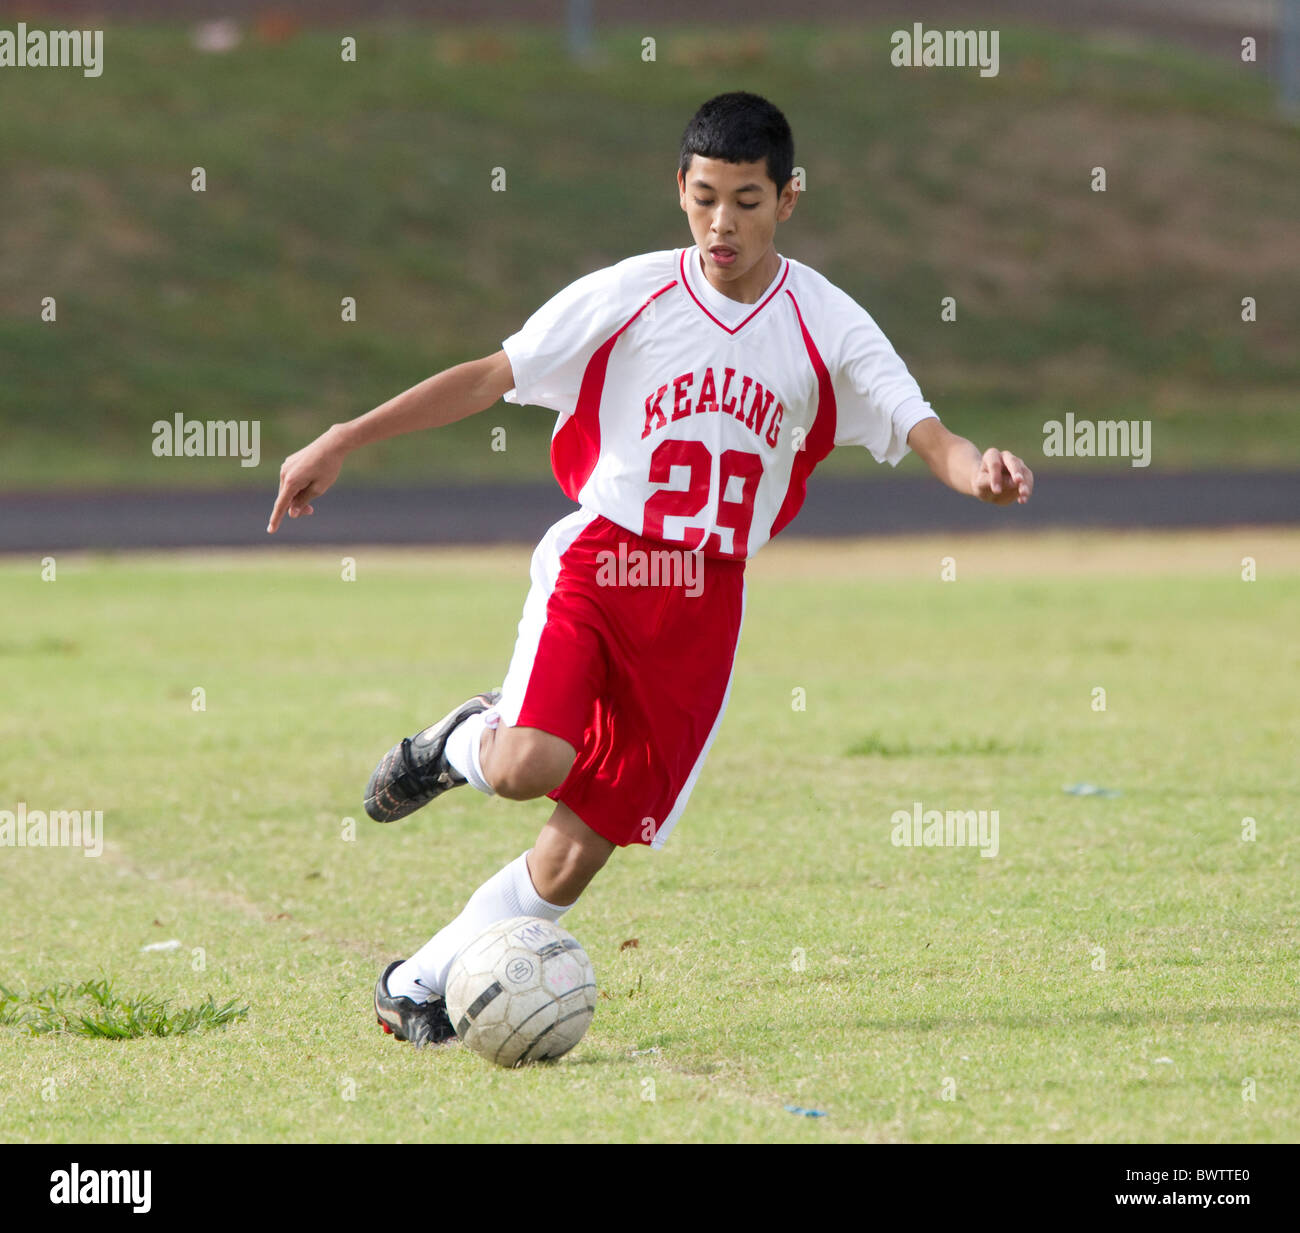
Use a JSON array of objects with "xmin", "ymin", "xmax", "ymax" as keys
[
  {"xmin": 828, "ymin": 293, "xmax": 938, "ymax": 466},
  {"xmin": 502, "ymin": 256, "xmax": 667, "ymax": 416}
]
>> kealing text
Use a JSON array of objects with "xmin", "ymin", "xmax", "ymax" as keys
[
  {"xmin": 890, "ymin": 24, "xmax": 1000, "ymax": 78},
  {"xmin": 641, "ymin": 366, "xmax": 784, "ymax": 448},
  {"xmin": 1042, "ymin": 413, "xmax": 1151, "ymax": 467},
  {"xmin": 50, "ymin": 1164, "xmax": 151, "ymax": 1214},
  {"xmin": 153, "ymin": 414, "xmax": 261, "ymax": 467},
  {"xmin": 0, "ymin": 24, "xmax": 103, "ymax": 76},
  {"xmin": 891, "ymin": 801, "xmax": 999, "ymax": 858}
]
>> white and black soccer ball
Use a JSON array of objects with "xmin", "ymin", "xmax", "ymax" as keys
[{"xmin": 445, "ymin": 916, "xmax": 597, "ymax": 1068}]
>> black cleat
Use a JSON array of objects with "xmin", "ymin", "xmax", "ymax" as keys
[
  {"xmin": 374, "ymin": 960, "xmax": 458, "ymax": 1048},
  {"xmin": 364, "ymin": 690, "xmax": 500, "ymax": 822}
]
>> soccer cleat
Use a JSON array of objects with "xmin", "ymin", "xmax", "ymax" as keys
[
  {"xmin": 363, "ymin": 690, "xmax": 500, "ymax": 822},
  {"xmin": 374, "ymin": 960, "xmax": 458, "ymax": 1048}
]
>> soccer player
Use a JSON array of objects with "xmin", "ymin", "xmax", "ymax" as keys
[{"xmin": 268, "ymin": 92, "xmax": 1033, "ymax": 1048}]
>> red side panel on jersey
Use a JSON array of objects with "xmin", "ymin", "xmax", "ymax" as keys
[
  {"xmin": 550, "ymin": 280, "xmax": 679, "ymax": 502},
  {"xmin": 769, "ymin": 290, "xmax": 837, "ymax": 539}
]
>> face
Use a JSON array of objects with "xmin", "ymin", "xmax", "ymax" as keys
[{"xmin": 677, "ymin": 155, "xmax": 798, "ymax": 295}]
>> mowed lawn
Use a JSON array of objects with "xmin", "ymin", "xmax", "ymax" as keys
[{"xmin": 1, "ymin": 530, "xmax": 1297, "ymax": 1143}]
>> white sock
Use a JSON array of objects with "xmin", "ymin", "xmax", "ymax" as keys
[
  {"xmin": 387, "ymin": 850, "xmax": 572, "ymax": 1003},
  {"xmin": 444, "ymin": 711, "xmax": 493, "ymax": 795}
]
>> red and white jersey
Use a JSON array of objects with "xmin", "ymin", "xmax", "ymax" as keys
[{"xmin": 502, "ymin": 246, "xmax": 937, "ymax": 560}]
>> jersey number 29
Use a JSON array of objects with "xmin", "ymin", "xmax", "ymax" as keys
[{"xmin": 641, "ymin": 440, "xmax": 763, "ymax": 560}]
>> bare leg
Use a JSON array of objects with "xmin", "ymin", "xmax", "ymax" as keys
[{"xmin": 526, "ymin": 800, "xmax": 615, "ymax": 906}]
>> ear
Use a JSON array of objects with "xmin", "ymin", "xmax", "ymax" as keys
[
  {"xmin": 777, "ymin": 179, "xmax": 799, "ymax": 222},
  {"xmin": 676, "ymin": 167, "xmax": 688, "ymax": 211}
]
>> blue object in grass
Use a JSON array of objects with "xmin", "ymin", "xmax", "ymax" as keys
[
  {"xmin": 1064, "ymin": 783, "xmax": 1121, "ymax": 797},
  {"xmin": 784, "ymin": 1105, "xmax": 828, "ymax": 1117}
]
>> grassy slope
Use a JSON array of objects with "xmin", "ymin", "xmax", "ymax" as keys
[
  {"xmin": 1, "ymin": 533, "xmax": 1296, "ymax": 1142},
  {"xmin": 0, "ymin": 22, "xmax": 1297, "ymax": 491}
]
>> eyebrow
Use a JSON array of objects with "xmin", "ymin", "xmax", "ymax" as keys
[{"xmin": 690, "ymin": 179, "xmax": 765, "ymax": 194}]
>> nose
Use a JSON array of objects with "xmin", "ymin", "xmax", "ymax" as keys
[{"xmin": 710, "ymin": 204, "xmax": 736, "ymax": 237}]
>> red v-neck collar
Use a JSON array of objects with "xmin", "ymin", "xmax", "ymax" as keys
[{"xmin": 679, "ymin": 248, "xmax": 789, "ymax": 336}]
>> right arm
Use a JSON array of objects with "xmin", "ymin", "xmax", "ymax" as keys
[{"xmin": 267, "ymin": 349, "xmax": 515, "ymax": 533}]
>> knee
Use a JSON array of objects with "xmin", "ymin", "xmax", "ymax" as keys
[{"xmin": 489, "ymin": 729, "xmax": 574, "ymax": 801}]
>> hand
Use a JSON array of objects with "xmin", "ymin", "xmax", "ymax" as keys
[
  {"xmin": 267, "ymin": 430, "xmax": 345, "ymax": 533},
  {"xmin": 973, "ymin": 448, "xmax": 1033, "ymax": 505}
]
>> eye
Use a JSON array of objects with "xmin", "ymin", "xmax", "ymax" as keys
[
  {"xmin": 739, "ymin": 202, "xmax": 759, "ymax": 210},
  {"xmin": 693, "ymin": 198, "xmax": 714, "ymax": 207}
]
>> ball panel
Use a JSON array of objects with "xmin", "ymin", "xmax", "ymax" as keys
[{"xmin": 443, "ymin": 916, "xmax": 597, "ymax": 1067}]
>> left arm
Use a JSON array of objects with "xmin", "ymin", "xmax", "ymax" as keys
[{"xmin": 906, "ymin": 417, "xmax": 1033, "ymax": 505}]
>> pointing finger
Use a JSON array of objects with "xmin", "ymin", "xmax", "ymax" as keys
[{"xmin": 267, "ymin": 480, "xmax": 294, "ymax": 534}]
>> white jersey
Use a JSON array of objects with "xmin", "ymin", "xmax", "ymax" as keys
[{"xmin": 502, "ymin": 246, "xmax": 937, "ymax": 560}]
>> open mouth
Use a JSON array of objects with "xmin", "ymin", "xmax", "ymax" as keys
[{"xmin": 709, "ymin": 246, "xmax": 737, "ymax": 266}]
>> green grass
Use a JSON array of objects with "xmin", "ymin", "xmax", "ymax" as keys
[
  {"xmin": 0, "ymin": 979, "xmax": 247, "ymax": 1039},
  {"xmin": 1, "ymin": 534, "xmax": 1297, "ymax": 1142},
  {"xmin": 1, "ymin": 21, "xmax": 1298, "ymax": 489}
]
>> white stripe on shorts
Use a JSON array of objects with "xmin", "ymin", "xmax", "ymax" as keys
[{"xmin": 494, "ymin": 507, "xmax": 600, "ymax": 730}]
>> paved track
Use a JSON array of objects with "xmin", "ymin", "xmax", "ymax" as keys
[{"xmin": 2, "ymin": 472, "xmax": 1295, "ymax": 552}]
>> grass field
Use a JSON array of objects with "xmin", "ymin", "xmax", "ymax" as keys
[
  {"xmin": 2, "ymin": 21, "xmax": 1298, "ymax": 488},
  {"xmin": 1, "ymin": 530, "xmax": 1297, "ymax": 1143}
]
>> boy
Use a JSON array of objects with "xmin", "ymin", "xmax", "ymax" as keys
[{"xmin": 267, "ymin": 92, "xmax": 1033, "ymax": 1047}]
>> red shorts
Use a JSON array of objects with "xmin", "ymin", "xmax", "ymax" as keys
[{"xmin": 490, "ymin": 510, "xmax": 745, "ymax": 848}]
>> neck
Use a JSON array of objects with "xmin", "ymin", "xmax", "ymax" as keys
[{"xmin": 699, "ymin": 246, "xmax": 780, "ymax": 304}]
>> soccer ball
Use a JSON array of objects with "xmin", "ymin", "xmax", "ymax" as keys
[{"xmin": 445, "ymin": 916, "xmax": 597, "ymax": 1067}]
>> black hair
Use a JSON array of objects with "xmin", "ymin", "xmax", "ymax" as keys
[{"xmin": 678, "ymin": 92, "xmax": 795, "ymax": 192}]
